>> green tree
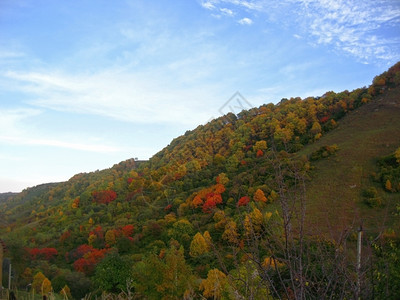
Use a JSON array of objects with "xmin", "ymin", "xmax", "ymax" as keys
[
  {"xmin": 132, "ymin": 254, "xmax": 164, "ymax": 299},
  {"xmin": 372, "ymin": 238, "xmax": 400, "ymax": 299},
  {"xmin": 94, "ymin": 252, "xmax": 132, "ymax": 293},
  {"xmin": 168, "ymin": 219, "xmax": 194, "ymax": 249},
  {"xmin": 157, "ymin": 244, "xmax": 195, "ymax": 299}
]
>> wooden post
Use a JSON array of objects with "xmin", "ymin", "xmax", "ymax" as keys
[
  {"xmin": 356, "ymin": 225, "xmax": 363, "ymax": 299},
  {"xmin": 0, "ymin": 243, "xmax": 2, "ymax": 292},
  {"xmin": 8, "ymin": 263, "xmax": 11, "ymax": 290}
]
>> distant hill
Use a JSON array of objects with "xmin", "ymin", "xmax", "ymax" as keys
[
  {"xmin": 0, "ymin": 62, "xmax": 399, "ymax": 299},
  {"xmin": 0, "ymin": 192, "xmax": 17, "ymax": 202}
]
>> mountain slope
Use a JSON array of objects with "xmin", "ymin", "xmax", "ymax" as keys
[{"xmin": 302, "ymin": 84, "xmax": 400, "ymax": 236}]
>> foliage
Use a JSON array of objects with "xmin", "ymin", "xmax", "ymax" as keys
[
  {"xmin": 237, "ymin": 196, "xmax": 250, "ymax": 207},
  {"xmin": 92, "ymin": 190, "xmax": 117, "ymax": 204},
  {"xmin": 32, "ymin": 272, "xmax": 52, "ymax": 295},
  {"xmin": 376, "ymin": 150, "xmax": 400, "ymax": 192},
  {"xmin": 372, "ymin": 237, "xmax": 400, "ymax": 299},
  {"xmin": 362, "ymin": 187, "xmax": 382, "ymax": 207},
  {"xmin": 199, "ymin": 268, "xmax": 227, "ymax": 299},
  {"xmin": 310, "ymin": 144, "xmax": 339, "ymax": 161},
  {"xmin": 395, "ymin": 146, "xmax": 400, "ymax": 164},
  {"xmin": 253, "ymin": 188, "xmax": 267, "ymax": 203},
  {"xmin": 132, "ymin": 243, "xmax": 195, "ymax": 300},
  {"xmin": 28, "ymin": 247, "xmax": 58, "ymax": 260},
  {"xmin": 94, "ymin": 252, "xmax": 132, "ymax": 293},
  {"xmin": 60, "ymin": 285, "xmax": 72, "ymax": 299},
  {"xmin": 189, "ymin": 232, "xmax": 210, "ymax": 257}
]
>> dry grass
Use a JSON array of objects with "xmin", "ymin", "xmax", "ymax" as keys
[{"xmin": 300, "ymin": 86, "xmax": 400, "ymax": 239}]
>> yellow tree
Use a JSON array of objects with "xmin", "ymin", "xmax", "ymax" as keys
[
  {"xmin": 32, "ymin": 272, "xmax": 52, "ymax": 295},
  {"xmin": 42, "ymin": 278, "xmax": 52, "ymax": 295},
  {"xmin": 395, "ymin": 147, "xmax": 400, "ymax": 164},
  {"xmin": 253, "ymin": 189, "xmax": 267, "ymax": 203},
  {"xmin": 244, "ymin": 208, "xmax": 263, "ymax": 236},
  {"xmin": 253, "ymin": 140, "xmax": 267, "ymax": 152},
  {"xmin": 217, "ymin": 173, "xmax": 229, "ymax": 185},
  {"xmin": 385, "ymin": 179, "xmax": 392, "ymax": 192},
  {"xmin": 88, "ymin": 233, "xmax": 96, "ymax": 246},
  {"xmin": 157, "ymin": 244, "xmax": 195, "ymax": 299},
  {"xmin": 199, "ymin": 268, "xmax": 227, "ymax": 299},
  {"xmin": 222, "ymin": 221, "xmax": 239, "ymax": 244},
  {"xmin": 189, "ymin": 232, "xmax": 210, "ymax": 257},
  {"xmin": 105, "ymin": 229, "xmax": 116, "ymax": 246},
  {"xmin": 60, "ymin": 285, "xmax": 72, "ymax": 299},
  {"xmin": 310, "ymin": 121, "xmax": 322, "ymax": 135},
  {"xmin": 32, "ymin": 272, "xmax": 45, "ymax": 294},
  {"xmin": 274, "ymin": 127, "xmax": 293, "ymax": 144},
  {"xmin": 203, "ymin": 231, "xmax": 212, "ymax": 249}
]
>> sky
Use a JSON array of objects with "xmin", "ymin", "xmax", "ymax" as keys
[{"xmin": 0, "ymin": 0, "xmax": 399, "ymax": 193}]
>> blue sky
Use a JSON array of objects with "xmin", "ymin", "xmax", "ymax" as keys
[{"xmin": 0, "ymin": 0, "xmax": 399, "ymax": 192}]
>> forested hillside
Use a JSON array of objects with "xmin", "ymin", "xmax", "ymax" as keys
[{"xmin": 1, "ymin": 62, "xmax": 400, "ymax": 299}]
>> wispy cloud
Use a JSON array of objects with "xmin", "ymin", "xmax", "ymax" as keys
[
  {"xmin": 223, "ymin": 0, "xmax": 264, "ymax": 11},
  {"xmin": 220, "ymin": 8, "xmax": 234, "ymax": 16},
  {"xmin": 0, "ymin": 135, "xmax": 120, "ymax": 153},
  {"xmin": 301, "ymin": 0, "xmax": 400, "ymax": 61},
  {"xmin": 200, "ymin": 0, "xmax": 400, "ymax": 63},
  {"xmin": 6, "ymin": 69, "xmax": 214, "ymax": 125},
  {"xmin": 238, "ymin": 17, "xmax": 253, "ymax": 25},
  {"xmin": 201, "ymin": 1, "xmax": 217, "ymax": 10},
  {"xmin": 0, "ymin": 108, "xmax": 41, "ymax": 135},
  {"xmin": 0, "ymin": 107, "xmax": 121, "ymax": 153}
]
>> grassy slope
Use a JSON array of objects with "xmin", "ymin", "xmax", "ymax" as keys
[{"xmin": 301, "ymin": 85, "xmax": 400, "ymax": 238}]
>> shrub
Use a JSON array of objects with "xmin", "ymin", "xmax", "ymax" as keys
[{"xmin": 362, "ymin": 187, "xmax": 382, "ymax": 207}]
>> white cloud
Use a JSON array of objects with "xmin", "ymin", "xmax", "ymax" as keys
[
  {"xmin": 0, "ymin": 107, "xmax": 121, "ymax": 153},
  {"xmin": 238, "ymin": 17, "xmax": 253, "ymax": 25},
  {"xmin": 0, "ymin": 108, "xmax": 41, "ymax": 136},
  {"xmin": 201, "ymin": 1, "xmax": 216, "ymax": 10},
  {"xmin": 220, "ymin": 8, "xmax": 234, "ymax": 16},
  {"xmin": 200, "ymin": 0, "xmax": 400, "ymax": 62},
  {"xmin": 0, "ymin": 135, "xmax": 120, "ymax": 153},
  {"xmin": 293, "ymin": 0, "xmax": 400, "ymax": 61},
  {"xmin": 3, "ymin": 67, "xmax": 218, "ymax": 128},
  {"xmin": 224, "ymin": 0, "xmax": 264, "ymax": 11}
]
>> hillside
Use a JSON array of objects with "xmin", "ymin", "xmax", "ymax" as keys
[
  {"xmin": 0, "ymin": 63, "xmax": 400, "ymax": 299},
  {"xmin": 303, "ymin": 84, "xmax": 400, "ymax": 236}
]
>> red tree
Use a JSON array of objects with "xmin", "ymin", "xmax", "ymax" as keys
[
  {"xmin": 237, "ymin": 196, "xmax": 250, "ymax": 207},
  {"xmin": 121, "ymin": 224, "xmax": 135, "ymax": 237},
  {"xmin": 202, "ymin": 193, "xmax": 223, "ymax": 213},
  {"xmin": 92, "ymin": 190, "xmax": 117, "ymax": 204},
  {"xmin": 28, "ymin": 248, "xmax": 58, "ymax": 260},
  {"xmin": 73, "ymin": 247, "xmax": 109, "ymax": 275}
]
